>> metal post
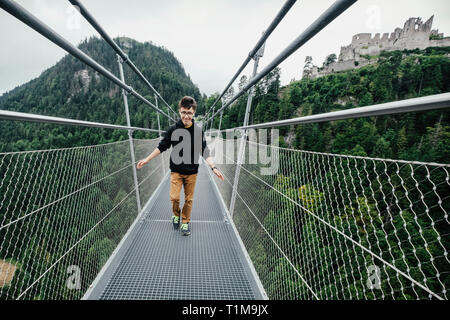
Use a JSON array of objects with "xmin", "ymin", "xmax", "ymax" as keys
[
  {"xmin": 171, "ymin": 110, "xmax": 176, "ymax": 126},
  {"xmin": 218, "ymin": 99, "xmax": 224, "ymax": 139},
  {"xmin": 218, "ymin": 110, "xmax": 223, "ymax": 132},
  {"xmin": 117, "ymin": 55, "xmax": 142, "ymax": 213},
  {"xmin": 210, "ymin": 112, "xmax": 214, "ymax": 131},
  {"xmin": 156, "ymin": 94, "xmax": 161, "ymax": 136},
  {"xmin": 229, "ymin": 42, "xmax": 264, "ymax": 217}
]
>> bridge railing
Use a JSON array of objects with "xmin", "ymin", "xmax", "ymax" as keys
[
  {"xmin": 202, "ymin": 0, "xmax": 449, "ymax": 300},
  {"xmin": 0, "ymin": 138, "xmax": 168, "ymax": 299},
  {"xmin": 207, "ymin": 135, "xmax": 449, "ymax": 300},
  {"xmin": 0, "ymin": 0, "xmax": 175, "ymax": 299}
]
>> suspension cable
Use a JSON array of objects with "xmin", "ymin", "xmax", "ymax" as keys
[
  {"xmin": 68, "ymin": 0, "xmax": 178, "ymax": 119},
  {"xmin": 0, "ymin": 109, "xmax": 161, "ymax": 133},
  {"xmin": 218, "ymin": 165, "xmax": 319, "ymax": 299},
  {"xmin": 204, "ymin": 0, "xmax": 297, "ymax": 120},
  {"xmin": 221, "ymin": 92, "xmax": 450, "ymax": 131},
  {"xmin": 214, "ymin": 137, "xmax": 446, "ymax": 300},
  {"xmin": 206, "ymin": 0, "xmax": 357, "ymax": 122},
  {"xmin": 0, "ymin": 0, "xmax": 175, "ymax": 121}
]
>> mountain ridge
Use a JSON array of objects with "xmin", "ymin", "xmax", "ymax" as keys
[{"xmin": 0, "ymin": 36, "xmax": 202, "ymax": 152}]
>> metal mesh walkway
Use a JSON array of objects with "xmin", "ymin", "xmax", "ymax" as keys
[{"xmin": 84, "ymin": 163, "xmax": 264, "ymax": 300}]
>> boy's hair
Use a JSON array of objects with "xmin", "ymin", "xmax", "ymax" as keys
[{"xmin": 179, "ymin": 96, "xmax": 197, "ymax": 111}]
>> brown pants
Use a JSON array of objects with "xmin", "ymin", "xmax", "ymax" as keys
[{"xmin": 170, "ymin": 172, "xmax": 198, "ymax": 223}]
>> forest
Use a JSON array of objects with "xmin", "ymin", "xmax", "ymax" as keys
[
  {"xmin": 0, "ymin": 37, "xmax": 198, "ymax": 299},
  {"xmin": 206, "ymin": 46, "xmax": 450, "ymax": 299},
  {"xmin": 0, "ymin": 36, "xmax": 203, "ymax": 153},
  {"xmin": 210, "ymin": 47, "xmax": 450, "ymax": 164}
]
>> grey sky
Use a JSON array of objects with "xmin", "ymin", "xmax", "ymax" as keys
[{"xmin": 1, "ymin": 0, "xmax": 450, "ymax": 97}]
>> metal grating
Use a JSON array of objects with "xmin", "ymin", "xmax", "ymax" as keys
[
  {"xmin": 148, "ymin": 168, "xmax": 224, "ymax": 222},
  {"xmin": 87, "ymin": 164, "xmax": 262, "ymax": 300}
]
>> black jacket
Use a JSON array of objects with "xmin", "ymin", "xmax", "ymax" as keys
[{"xmin": 157, "ymin": 119, "xmax": 210, "ymax": 175}]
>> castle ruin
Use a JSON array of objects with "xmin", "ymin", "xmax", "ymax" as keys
[{"xmin": 306, "ymin": 16, "xmax": 450, "ymax": 78}]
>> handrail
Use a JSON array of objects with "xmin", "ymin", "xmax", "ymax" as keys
[
  {"xmin": 204, "ymin": 0, "xmax": 297, "ymax": 119},
  {"xmin": 0, "ymin": 0, "xmax": 175, "ymax": 121},
  {"xmin": 0, "ymin": 109, "xmax": 161, "ymax": 132},
  {"xmin": 68, "ymin": 0, "xmax": 178, "ymax": 119},
  {"xmin": 212, "ymin": 92, "xmax": 450, "ymax": 131},
  {"xmin": 206, "ymin": 0, "xmax": 357, "ymax": 122}
]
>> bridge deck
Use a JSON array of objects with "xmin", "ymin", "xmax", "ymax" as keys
[{"xmin": 84, "ymin": 163, "xmax": 264, "ymax": 300}]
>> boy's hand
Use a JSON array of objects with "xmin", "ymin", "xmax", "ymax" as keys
[
  {"xmin": 212, "ymin": 167, "xmax": 224, "ymax": 181},
  {"xmin": 137, "ymin": 159, "xmax": 149, "ymax": 169}
]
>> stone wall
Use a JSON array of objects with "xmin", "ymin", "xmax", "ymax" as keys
[{"xmin": 306, "ymin": 15, "xmax": 449, "ymax": 79}]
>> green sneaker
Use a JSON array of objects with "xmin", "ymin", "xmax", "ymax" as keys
[
  {"xmin": 180, "ymin": 223, "xmax": 191, "ymax": 236},
  {"xmin": 172, "ymin": 215, "xmax": 180, "ymax": 229}
]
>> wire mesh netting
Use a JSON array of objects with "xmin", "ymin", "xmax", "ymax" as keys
[
  {"xmin": 0, "ymin": 138, "xmax": 166, "ymax": 299},
  {"xmin": 208, "ymin": 135, "xmax": 450, "ymax": 300}
]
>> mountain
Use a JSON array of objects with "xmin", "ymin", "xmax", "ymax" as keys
[{"xmin": 0, "ymin": 36, "xmax": 202, "ymax": 152}]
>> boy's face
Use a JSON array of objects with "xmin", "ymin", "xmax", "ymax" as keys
[{"xmin": 179, "ymin": 107, "xmax": 195, "ymax": 126}]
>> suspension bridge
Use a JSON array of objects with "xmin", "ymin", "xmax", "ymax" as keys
[{"xmin": 0, "ymin": 0, "xmax": 449, "ymax": 300}]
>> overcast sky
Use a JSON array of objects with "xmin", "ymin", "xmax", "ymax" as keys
[{"xmin": 1, "ymin": 0, "xmax": 449, "ymax": 98}]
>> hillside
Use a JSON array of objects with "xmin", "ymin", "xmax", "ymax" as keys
[
  {"xmin": 212, "ymin": 47, "xmax": 450, "ymax": 164},
  {"xmin": 0, "ymin": 36, "xmax": 202, "ymax": 152}
]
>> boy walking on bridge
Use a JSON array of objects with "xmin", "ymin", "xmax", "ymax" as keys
[{"xmin": 137, "ymin": 96, "xmax": 224, "ymax": 236}]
